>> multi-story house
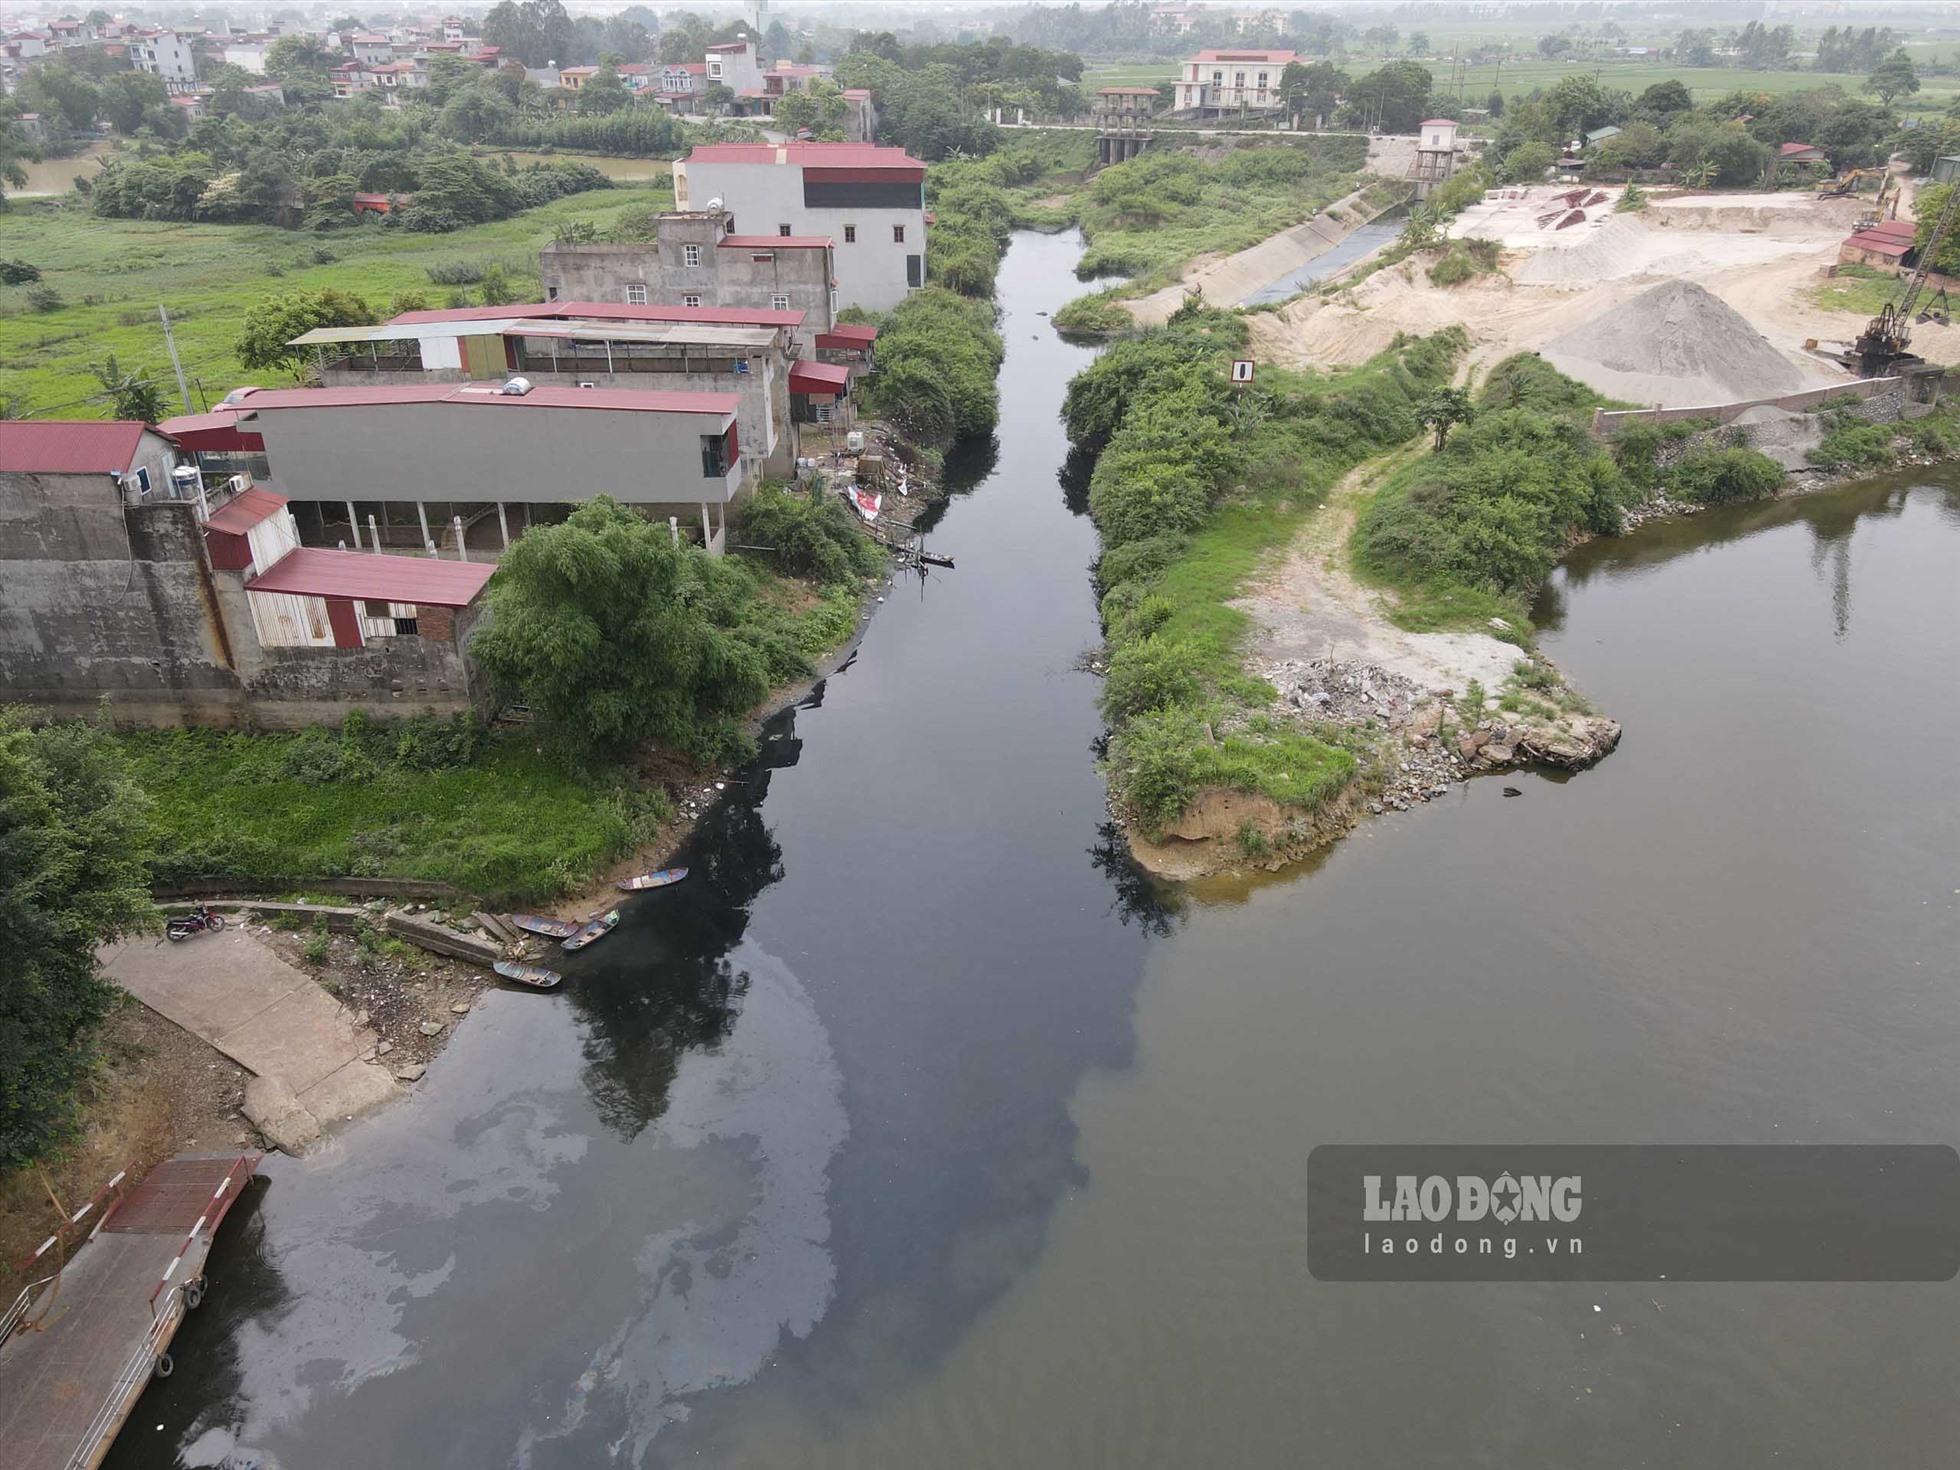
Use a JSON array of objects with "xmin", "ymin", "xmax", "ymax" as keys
[
  {"xmin": 674, "ymin": 142, "xmax": 927, "ymax": 312},
  {"xmin": 1173, "ymin": 47, "xmax": 1296, "ymax": 116},
  {"xmin": 129, "ymin": 28, "xmax": 198, "ymax": 88}
]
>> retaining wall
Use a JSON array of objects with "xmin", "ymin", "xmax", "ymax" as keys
[{"xmin": 1589, "ymin": 376, "xmax": 1903, "ymax": 434}]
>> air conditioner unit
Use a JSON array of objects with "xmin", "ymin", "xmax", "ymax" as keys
[
  {"xmin": 732, "ymin": 361, "xmax": 750, "ymax": 374},
  {"xmin": 577, "ymin": 381, "xmax": 598, "ymax": 388}
]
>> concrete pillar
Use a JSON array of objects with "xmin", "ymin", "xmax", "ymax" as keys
[
  {"xmin": 346, "ymin": 499, "xmax": 361, "ymax": 549},
  {"xmin": 700, "ymin": 501, "xmax": 711, "ymax": 547},
  {"xmin": 496, "ymin": 502, "xmax": 510, "ymax": 549},
  {"xmin": 368, "ymin": 514, "xmax": 381, "ymax": 552},
  {"xmin": 452, "ymin": 515, "xmax": 466, "ymax": 560},
  {"xmin": 669, "ymin": 515, "xmax": 680, "ymax": 547},
  {"xmin": 416, "ymin": 501, "xmax": 432, "ymax": 554}
]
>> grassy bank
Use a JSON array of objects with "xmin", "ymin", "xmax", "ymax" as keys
[
  {"xmin": 1073, "ymin": 135, "xmax": 1368, "ymax": 292},
  {"xmin": 1064, "ymin": 306, "xmax": 1465, "ymax": 836},
  {"xmin": 113, "ymin": 502, "xmax": 871, "ymax": 905},
  {"xmin": 0, "ymin": 180, "xmax": 673, "ymax": 417}
]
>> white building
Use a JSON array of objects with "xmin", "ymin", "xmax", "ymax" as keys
[
  {"xmin": 350, "ymin": 32, "xmax": 394, "ymax": 66},
  {"xmin": 130, "ymin": 28, "xmax": 197, "ymax": 86},
  {"xmin": 223, "ymin": 41, "xmax": 270, "ymax": 74},
  {"xmin": 1174, "ymin": 47, "xmax": 1296, "ymax": 115},
  {"xmin": 674, "ymin": 142, "xmax": 927, "ymax": 312},
  {"xmin": 704, "ymin": 38, "xmax": 764, "ymax": 96}
]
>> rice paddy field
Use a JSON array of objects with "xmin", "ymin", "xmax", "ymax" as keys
[{"xmin": 0, "ymin": 176, "xmax": 674, "ymax": 419}]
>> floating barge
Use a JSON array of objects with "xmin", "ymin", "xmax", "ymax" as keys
[{"xmin": 0, "ymin": 1151, "xmax": 259, "ymax": 1470}]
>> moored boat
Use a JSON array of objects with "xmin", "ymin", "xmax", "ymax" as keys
[
  {"xmin": 494, "ymin": 959, "xmax": 563, "ymax": 990},
  {"xmin": 617, "ymin": 867, "xmax": 688, "ymax": 892},
  {"xmin": 562, "ymin": 908, "xmax": 620, "ymax": 950},
  {"xmin": 507, "ymin": 913, "xmax": 580, "ymax": 939}
]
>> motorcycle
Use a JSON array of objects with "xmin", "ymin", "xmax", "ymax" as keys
[{"xmin": 165, "ymin": 905, "xmax": 227, "ymax": 942}]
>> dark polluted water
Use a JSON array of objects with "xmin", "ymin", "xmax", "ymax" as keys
[{"xmin": 109, "ymin": 252, "xmax": 1960, "ymax": 1467}]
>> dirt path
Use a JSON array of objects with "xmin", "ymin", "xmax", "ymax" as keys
[{"xmin": 1232, "ymin": 447, "xmax": 1521, "ymax": 697}]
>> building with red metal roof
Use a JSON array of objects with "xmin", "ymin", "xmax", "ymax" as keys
[
  {"xmin": 0, "ymin": 419, "xmax": 150, "ymax": 475},
  {"xmin": 246, "ymin": 545, "xmax": 493, "ymax": 608}
]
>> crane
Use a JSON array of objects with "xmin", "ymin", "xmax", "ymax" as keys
[{"xmin": 1848, "ymin": 175, "xmax": 1960, "ymax": 378}]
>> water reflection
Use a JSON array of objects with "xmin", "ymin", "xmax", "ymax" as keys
[
  {"xmin": 1058, "ymin": 445, "xmax": 1096, "ymax": 517},
  {"xmin": 1088, "ymin": 821, "xmax": 1184, "ymax": 936}
]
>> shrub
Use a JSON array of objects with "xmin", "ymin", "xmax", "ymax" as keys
[
  {"xmin": 1098, "ymin": 635, "xmax": 1209, "ymax": 723},
  {"xmin": 1052, "ymin": 289, "xmax": 1132, "ymax": 336},
  {"xmin": 1807, "ymin": 421, "xmax": 1897, "ymax": 471},
  {"xmin": 1666, "ymin": 446, "xmax": 1785, "ymax": 503},
  {"xmin": 862, "ymin": 287, "xmax": 1004, "ymax": 447},
  {"xmin": 0, "ymin": 258, "xmax": 41, "ymax": 284},
  {"xmin": 732, "ymin": 487, "xmax": 882, "ymax": 585},
  {"xmin": 25, "ymin": 283, "xmax": 63, "ymax": 313}
]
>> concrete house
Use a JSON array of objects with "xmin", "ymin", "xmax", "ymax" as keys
[
  {"xmin": 129, "ymin": 28, "xmax": 197, "ymax": 87},
  {"xmin": 0, "ymin": 420, "xmax": 489, "ymax": 727},
  {"xmin": 704, "ymin": 38, "xmax": 764, "ymax": 97},
  {"xmin": 299, "ymin": 299, "xmax": 843, "ymax": 478},
  {"xmin": 172, "ymin": 379, "xmax": 748, "ymax": 556},
  {"xmin": 542, "ymin": 209, "xmax": 838, "ymax": 349},
  {"xmin": 1174, "ymin": 48, "xmax": 1296, "ymax": 116},
  {"xmin": 674, "ymin": 142, "xmax": 927, "ymax": 312}
]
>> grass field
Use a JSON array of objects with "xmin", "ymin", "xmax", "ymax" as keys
[{"xmin": 0, "ymin": 177, "xmax": 674, "ymax": 419}]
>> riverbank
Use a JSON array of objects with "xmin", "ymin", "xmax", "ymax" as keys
[{"xmin": 1089, "ymin": 334, "xmax": 1958, "ymax": 878}]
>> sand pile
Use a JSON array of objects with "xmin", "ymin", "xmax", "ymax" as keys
[
  {"xmin": 1510, "ymin": 213, "xmax": 1838, "ymax": 288},
  {"xmin": 1542, "ymin": 280, "xmax": 1808, "ymax": 407}
]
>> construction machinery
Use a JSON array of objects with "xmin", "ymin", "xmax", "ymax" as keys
[
  {"xmin": 1841, "ymin": 157, "xmax": 1960, "ymax": 377},
  {"xmin": 1817, "ymin": 166, "xmax": 1885, "ymax": 200}
]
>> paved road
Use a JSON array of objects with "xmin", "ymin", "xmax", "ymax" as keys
[{"xmin": 101, "ymin": 927, "xmax": 397, "ymax": 1131}]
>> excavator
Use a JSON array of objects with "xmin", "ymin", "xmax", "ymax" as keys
[{"xmin": 1843, "ymin": 162, "xmax": 1960, "ymax": 378}]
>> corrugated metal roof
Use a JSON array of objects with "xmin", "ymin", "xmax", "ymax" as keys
[
  {"xmin": 0, "ymin": 419, "xmax": 148, "ymax": 474},
  {"xmin": 817, "ymin": 323, "xmax": 878, "ymax": 344},
  {"xmin": 515, "ymin": 322, "xmax": 778, "ymax": 347},
  {"xmin": 1844, "ymin": 231, "xmax": 1911, "ymax": 257},
  {"xmin": 238, "ymin": 381, "xmax": 740, "ymax": 416},
  {"xmin": 246, "ymin": 547, "xmax": 494, "ymax": 607},
  {"xmin": 203, "ymin": 486, "xmax": 288, "ymax": 535},
  {"xmin": 789, "ymin": 361, "xmax": 851, "ymax": 392},
  {"xmin": 683, "ymin": 141, "xmax": 927, "ymax": 169},
  {"xmin": 388, "ymin": 301, "xmax": 804, "ymax": 329}
]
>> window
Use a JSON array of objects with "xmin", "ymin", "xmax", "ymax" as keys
[
  {"xmin": 778, "ymin": 223, "xmax": 792, "ymax": 236},
  {"xmin": 892, "ymin": 224, "xmax": 905, "ymax": 243},
  {"xmin": 1257, "ymin": 71, "xmax": 1268, "ymax": 86},
  {"xmin": 843, "ymin": 224, "xmax": 856, "ymax": 243},
  {"xmin": 683, "ymin": 243, "xmax": 701, "ymax": 267},
  {"xmin": 700, "ymin": 426, "xmax": 737, "ymax": 478},
  {"xmin": 545, "ymin": 284, "xmax": 560, "ymax": 301},
  {"xmin": 683, "ymin": 293, "xmax": 702, "ymax": 307},
  {"xmin": 625, "ymin": 283, "xmax": 647, "ymax": 305},
  {"xmin": 1235, "ymin": 71, "xmax": 1246, "ymax": 88},
  {"xmin": 771, "ymin": 294, "xmax": 790, "ymax": 311},
  {"xmin": 725, "ymin": 217, "xmax": 735, "ymax": 234},
  {"xmin": 135, "ymin": 465, "xmax": 151, "ymax": 495}
]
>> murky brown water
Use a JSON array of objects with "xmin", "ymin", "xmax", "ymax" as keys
[{"xmin": 108, "ymin": 244, "xmax": 1960, "ymax": 1469}]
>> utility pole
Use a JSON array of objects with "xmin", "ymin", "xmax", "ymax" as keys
[{"xmin": 158, "ymin": 305, "xmax": 191, "ymax": 414}]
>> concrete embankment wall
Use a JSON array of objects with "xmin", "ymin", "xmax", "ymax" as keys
[
  {"xmin": 1589, "ymin": 376, "xmax": 1906, "ymax": 434},
  {"xmin": 1126, "ymin": 181, "xmax": 1411, "ymax": 326}
]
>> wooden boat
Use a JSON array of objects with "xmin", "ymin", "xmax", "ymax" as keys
[
  {"xmin": 495, "ymin": 959, "xmax": 563, "ymax": 990},
  {"xmin": 617, "ymin": 867, "xmax": 688, "ymax": 892},
  {"xmin": 851, "ymin": 487, "xmax": 881, "ymax": 522},
  {"xmin": 508, "ymin": 913, "xmax": 580, "ymax": 939},
  {"xmin": 562, "ymin": 909, "xmax": 620, "ymax": 951}
]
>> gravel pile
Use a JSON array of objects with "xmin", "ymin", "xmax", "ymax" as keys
[
  {"xmin": 1542, "ymin": 279, "xmax": 1806, "ymax": 407},
  {"xmin": 1730, "ymin": 402, "xmax": 1825, "ymax": 471}
]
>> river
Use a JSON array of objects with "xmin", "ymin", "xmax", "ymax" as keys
[{"xmin": 110, "ymin": 238, "xmax": 1960, "ymax": 1468}]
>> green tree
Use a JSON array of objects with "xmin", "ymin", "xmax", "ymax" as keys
[
  {"xmin": 438, "ymin": 84, "xmax": 516, "ymax": 143},
  {"xmin": 1501, "ymin": 139, "xmax": 1556, "ymax": 183},
  {"xmin": 1343, "ymin": 60, "xmax": 1432, "ymax": 133},
  {"xmin": 482, "ymin": 0, "xmax": 573, "ymax": 69},
  {"xmin": 19, "ymin": 62, "xmax": 101, "ymax": 131},
  {"xmin": 0, "ymin": 714, "xmax": 155, "ymax": 1172},
  {"xmin": 1635, "ymin": 79, "xmax": 1693, "ymax": 118},
  {"xmin": 0, "ymin": 124, "xmax": 30, "ymax": 205},
  {"xmin": 236, "ymin": 287, "xmax": 376, "ymax": 378},
  {"xmin": 1675, "ymin": 29, "xmax": 1717, "ymax": 68},
  {"xmin": 700, "ymin": 82, "xmax": 735, "ymax": 115},
  {"xmin": 1417, "ymin": 386, "xmax": 1474, "ymax": 450},
  {"xmin": 1280, "ymin": 60, "xmax": 1348, "ymax": 129},
  {"xmin": 1866, "ymin": 49, "xmax": 1919, "ymax": 108},
  {"xmin": 575, "ymin": 63, "xmax": 631, "ymax": 115},
  {"xmin": 99, "ymin": 71, "xmax": 171, "ymax": 136},
  {"xmin": 773, "ymin": 81, "xmax": 851, "ymax": 139},
  {"xmin": 470, "ymin": 496, "xmax": 785, "ymax": 760},
  {"xmin": 92, "ymin": 354, "xmax": 166, "ymax": 422},
  {"xmin": 264, "ymin": 33, "xmax": 334, "ymax": 79},
  {"xmin": 424, "ymin": 52, "xmax": 484, "ymax": 108}
]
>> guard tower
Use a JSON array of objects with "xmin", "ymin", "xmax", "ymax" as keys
[
  {"xmin": 1412, "ymin": 117, "xmax": 1460, "ymax": 201},
  {"xmin": 1094, "ymin": 87, "xmax": 1159, "ymax": 166}
]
